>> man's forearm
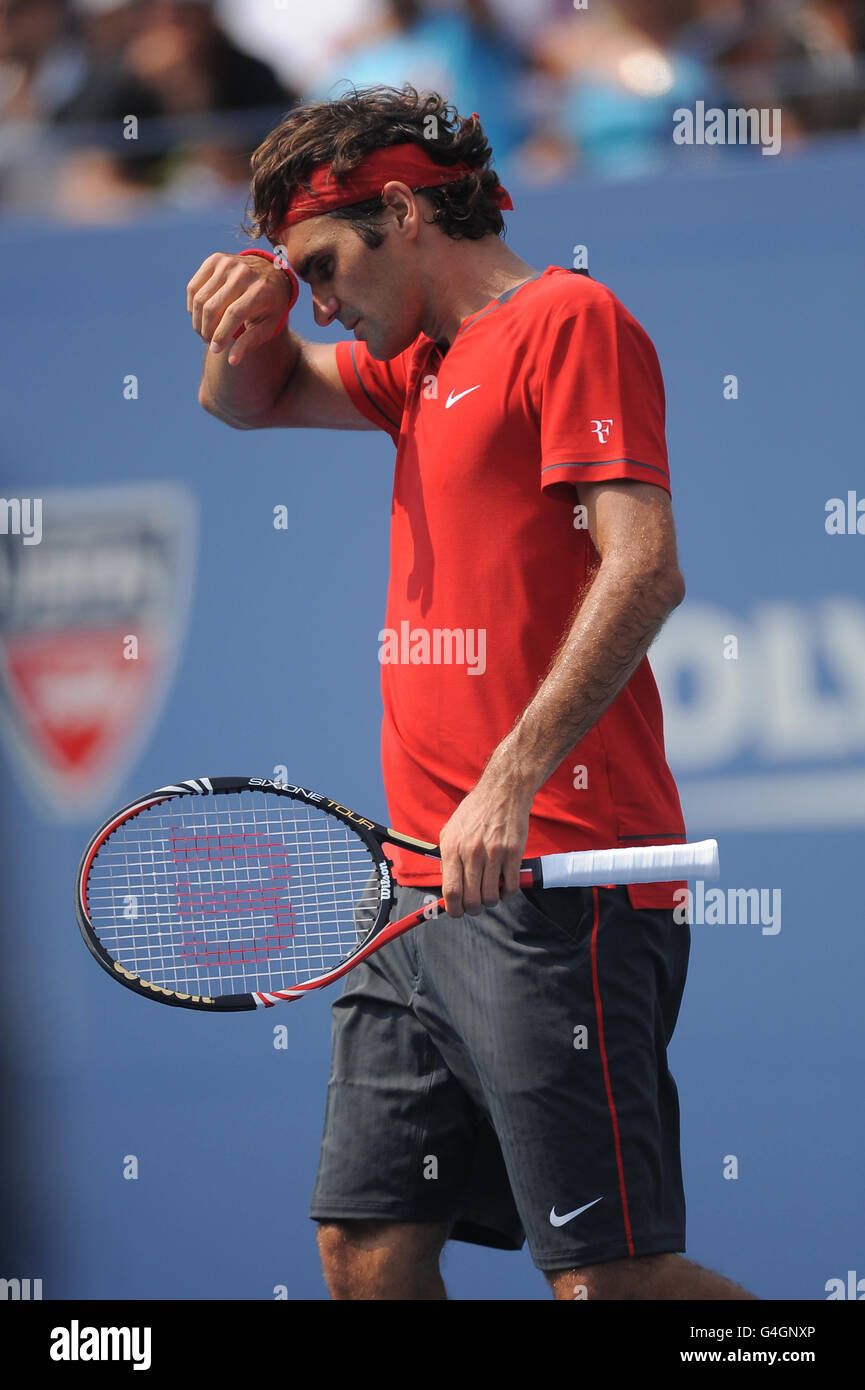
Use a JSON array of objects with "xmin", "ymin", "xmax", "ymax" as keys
[
  {"xmin": 199, "ymin": 326, "xmax": 302, "ymax": 428},
  {"xmin": 487, "ymin": 559, "xmax": 685, "ymax": 796}
]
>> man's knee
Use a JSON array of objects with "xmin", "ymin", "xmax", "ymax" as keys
[
  {"xmin": 317, "ymin": 1219, "xmax": 451, "ymax": 1299},
  {"xmin": 546, "ymin": 1252, "xmax": 679, "ymax": 1301}
]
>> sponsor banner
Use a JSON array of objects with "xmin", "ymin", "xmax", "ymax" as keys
[
  {"xmin": 0, "ymin": 484, "xmax": 196, "ymax": 818},
  {"xmin": 652, "ymin": 598, "xmax": 865, "ymax": 830}
]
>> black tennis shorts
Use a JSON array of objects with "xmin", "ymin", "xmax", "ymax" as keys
[{"xmin": 309, "ymin": 880, "xmax": 690, "ymax": 1271}]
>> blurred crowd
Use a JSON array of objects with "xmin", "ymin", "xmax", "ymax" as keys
[{"xmin": 0, "ymin": 0, "xmax": 862, "ymax": 221}]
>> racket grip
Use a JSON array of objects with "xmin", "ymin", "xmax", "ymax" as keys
[{"xmin": 535, "ymin": 839, "xmax": 719, "ymax": 889}]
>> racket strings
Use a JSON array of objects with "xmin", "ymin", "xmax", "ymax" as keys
[{"xmin": 85, "ymin": 792, "xmax": 382, "ymax": 994}]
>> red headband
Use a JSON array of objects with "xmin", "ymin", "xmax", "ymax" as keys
[{"xmin": 276, "ymin": 139, "xmax": 514, "ymax": 234}]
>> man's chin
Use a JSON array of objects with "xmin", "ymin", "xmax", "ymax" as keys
[
  {"xmin": 365, "ymin": 325, "xmax": 418, "ymax": 361},
  {"xmin": 363, "ymin": 334, "xmax": 388, "ymax": 361}
]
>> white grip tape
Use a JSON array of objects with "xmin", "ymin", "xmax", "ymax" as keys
[{"xmin": 537, "ymin": 839, "xmax": 719, "ymax": 889}]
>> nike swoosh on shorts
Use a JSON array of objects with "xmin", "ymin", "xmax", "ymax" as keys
[{"xmin": 549, "ymin": 1197, "xmax": 604, "ymax": 1227}]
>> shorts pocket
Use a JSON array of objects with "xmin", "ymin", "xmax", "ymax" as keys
[{"xmin": 511, "ymin": 885, "xmax": 594, "ymax": 946}]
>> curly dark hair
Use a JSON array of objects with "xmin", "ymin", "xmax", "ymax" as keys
[{"xmin": 246, "ymin": 83, "xmax": 510, "ymax": 247}]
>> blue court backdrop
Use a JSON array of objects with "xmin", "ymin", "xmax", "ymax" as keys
[{"xmin": 1, "ymin": 135, "xmax": 863, "ymax": 1301}]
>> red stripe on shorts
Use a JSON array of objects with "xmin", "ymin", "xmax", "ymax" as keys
[{"xmin": 590, "ymin": 886, "xmax": 635, "ymax": 1256}]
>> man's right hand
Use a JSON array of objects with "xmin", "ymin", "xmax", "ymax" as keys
[{"xmin": 186, "ymin": 251, "xmax": 298, "ymax": 366}]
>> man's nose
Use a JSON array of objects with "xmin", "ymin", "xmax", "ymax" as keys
[{"xmin": 312, "ymin": 295, "xmax": 340, "ymax": 328}]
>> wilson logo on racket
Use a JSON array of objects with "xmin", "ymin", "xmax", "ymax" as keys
[{"xmin": 76, "ymin": 775, "xmax": 719, "ymax": 1013}]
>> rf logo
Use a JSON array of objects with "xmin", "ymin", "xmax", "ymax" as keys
[{"xmin": 590, "ymin": 419, "xmax": 613, "ymax": 443}]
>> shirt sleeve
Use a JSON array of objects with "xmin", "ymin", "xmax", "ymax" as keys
[
  {"xmin": 538, "ymin": 296, "xmax": 671, "ymax": 496},
  {"xmin": 334, "ymin": 338, "xmax": 412, "ymax": 446}
]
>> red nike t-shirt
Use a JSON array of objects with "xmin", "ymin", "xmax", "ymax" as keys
[{"xmin": 334, "ymin": 266, "xmax": 686, "ymax": 909}]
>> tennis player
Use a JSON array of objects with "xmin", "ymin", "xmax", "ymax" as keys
[{"xmin": 187, "ymin": 84, "xmax": 754, "ymax": 1301}]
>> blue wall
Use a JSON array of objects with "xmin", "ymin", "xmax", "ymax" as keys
[{"xmin": 1, "ymin": 137, "xmax": 863, "ymax": 1300}]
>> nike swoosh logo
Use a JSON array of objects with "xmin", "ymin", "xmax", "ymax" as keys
[
  {"xmin": 445, "ymin": 386, "xmax": 481, "ymax": 409},
  {"xmin": 549, "ymin": 1197, "xmax": 603, "ymax": 1227}
]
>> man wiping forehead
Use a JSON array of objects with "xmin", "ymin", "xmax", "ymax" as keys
[
  {"xmin": 272, "ymin": 125, "xmax": 521, "ymax": 361},
  {"xmin": 188, "ymin": 83, "xmax": 755, "ymax": 1303}
]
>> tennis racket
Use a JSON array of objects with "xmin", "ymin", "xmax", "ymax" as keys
[{"xmin": 76, "ymin": 775, "xmax": 719, "ymax": 1013}]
